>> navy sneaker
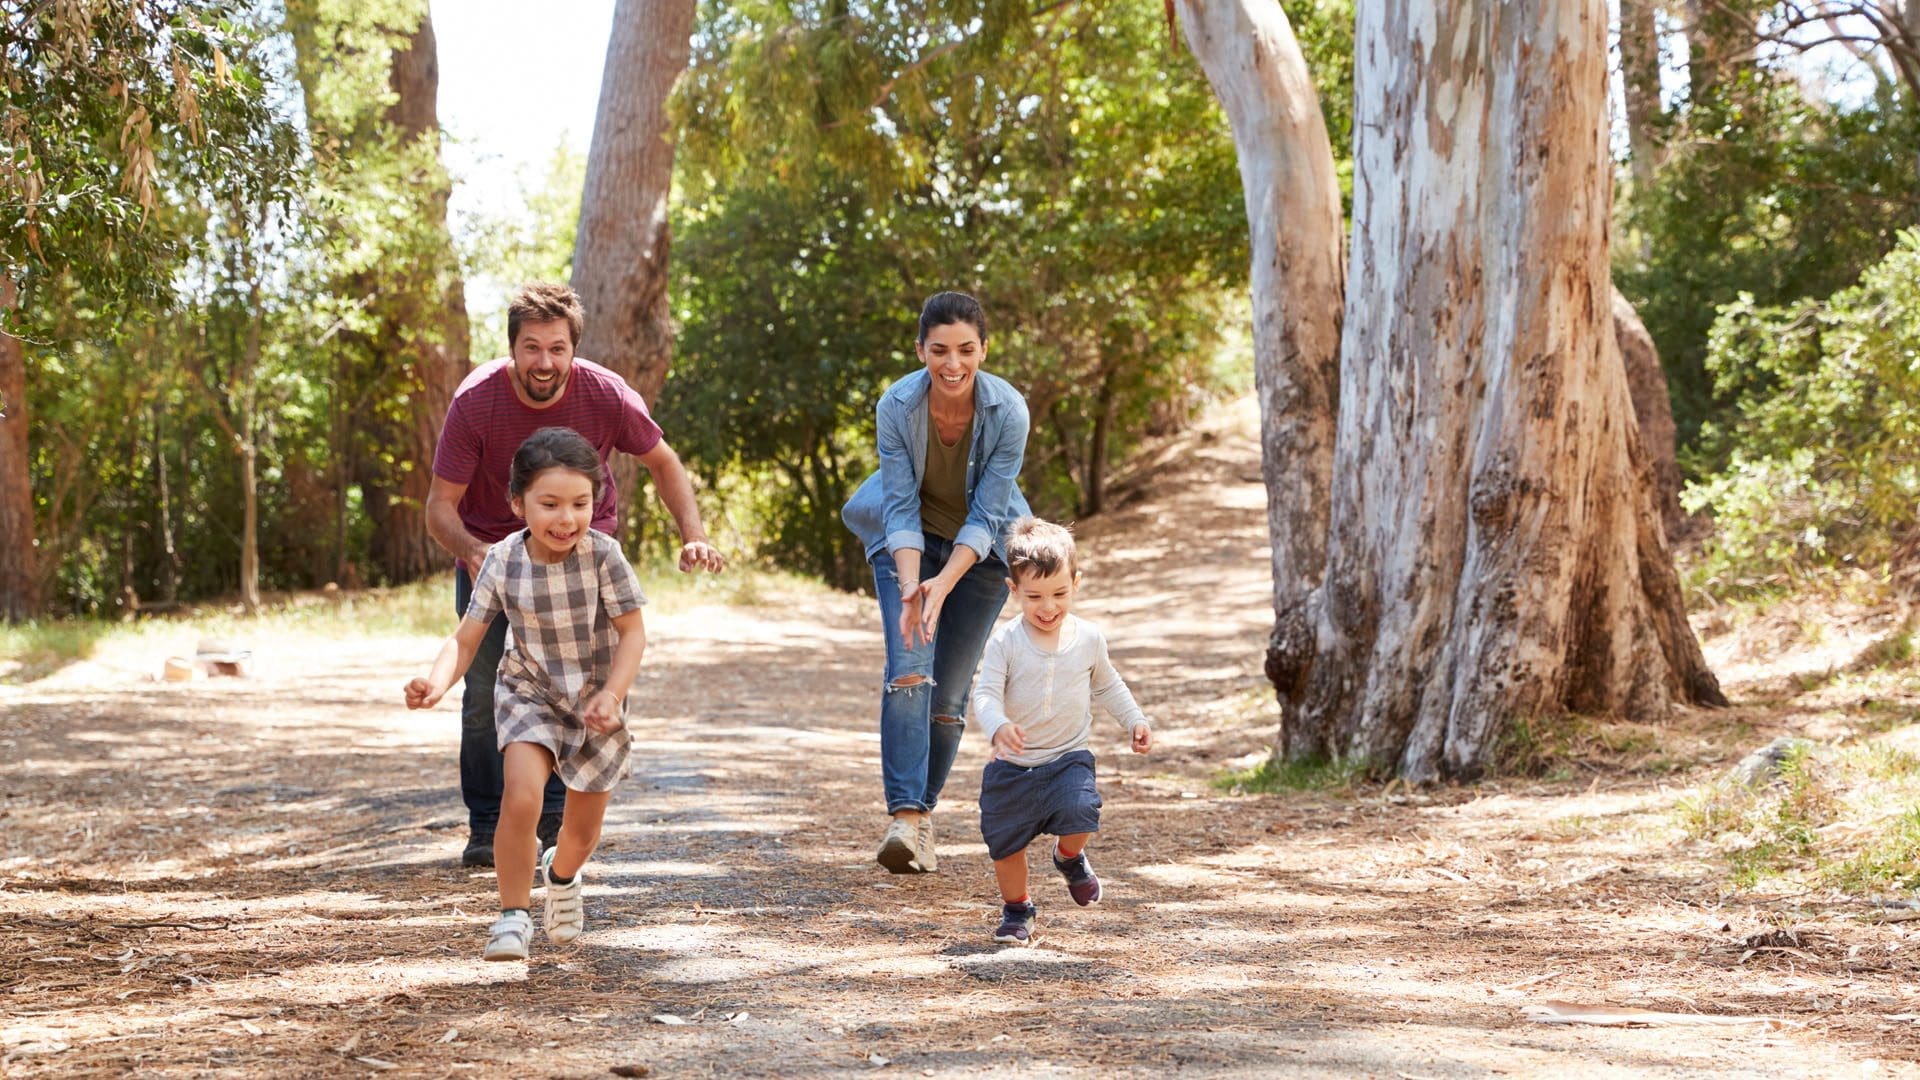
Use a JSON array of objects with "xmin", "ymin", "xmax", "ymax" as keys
[
  {"xmin": 1053, "ymin": 849, "xmax": 1102, "ymax": 906},
  {"xmin": 993, "ymin": 901, "xmax": 1036, "ymax": 946},
  {"xmin": 462, "ymin": 833, "xmax": 495, "ymax": 868}
]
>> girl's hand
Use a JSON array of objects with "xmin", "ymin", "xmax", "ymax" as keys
[
  {"xmin": 1131, "ymin": 722, "xmax": 1152, "ymax": 754},
  {"xmin": 991, "ymin": 723, "xmax": 1026, "ymax": 760},
  {"xmin": 581, "ymin": 690, "xmax": 625, "ymax": 734},
  {"xmin": 404, "ymin": 677, "xmax": 442, "ymax": 710}
]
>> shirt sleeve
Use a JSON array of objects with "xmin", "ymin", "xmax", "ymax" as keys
[
  {"xmin": 970, "ymin": 630, "xmax": 1014, "ymax": 744},
  {"xmin": 954, "ymin": 390, "xmax": 1029, "ymax": 562},
  {"xmin": 612, "ymin": 378, "xmax": 664, "ymax": 458},
  {"xmin": 596, "ymin": 534, "xmax": 647, "ymax": 619},
  {"xmin": 464, "ymin": 542, "xmax": 507, "ymax": 626},
  {"xmin": 1088, "ymin": 626, "xmax": 1149, "ymax": 734},
  {"xmin": 433, "ymin": 390, "xmax": 481, "ymax": 484},
  {"xmin": 876, "ymin": 393, "xmax": 926, "ymax": 558}
]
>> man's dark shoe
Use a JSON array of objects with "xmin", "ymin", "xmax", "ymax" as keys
[
  {"xmin": 993, "ymin": 901, "xmax": 1036, "ymax": 946},
  {"xmin": 462, "ymin": 834, "xmax": 496, "ymax": 868},
  {"xmin": 537, "ymin": 812, "xmax": 564, "ymax": 853},
  {"xmin": 1053, "ymin": 849, "xmax": 1102, "ymax": 906}
]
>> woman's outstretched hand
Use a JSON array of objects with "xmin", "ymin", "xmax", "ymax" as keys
[
  {"xmin": 916, "ymin": 576, "xmax": 954, "ymax": 644},
  {"xmin": 898, "ymin": 583, "xmax": 931, "ymax": 648}
]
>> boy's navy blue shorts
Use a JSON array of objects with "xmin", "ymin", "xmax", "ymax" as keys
[{"xmin": 978, "ymin": 748, "xmax": 1102, "ymax": 861}]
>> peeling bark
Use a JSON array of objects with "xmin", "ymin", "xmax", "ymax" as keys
[
  {"xmin": 1301, "ymin": 0, "xmax": 1721, "ymax": 780},
  {"xmin": 1175, "ymin": 0, "xmax": 1344, "ymax": 728}
]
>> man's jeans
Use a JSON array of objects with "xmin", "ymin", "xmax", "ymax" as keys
[
  {"xmin": 872, "ymin": 535, "xmax": 1009, "ymax": 815},
  {"xmin": 455, "ymin": 565, "xmax": 566, "ymax": 837}
]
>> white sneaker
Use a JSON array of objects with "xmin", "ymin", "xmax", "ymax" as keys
[
  {"xmin": 484, "ymin": 910, "xmax": 532, "ymax": 961},
  {"xmin": 541, "ymin": 846, "xmax": 584, "ymax": 944}
]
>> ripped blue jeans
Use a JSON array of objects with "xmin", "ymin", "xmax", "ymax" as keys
[{"xmin": 872, "ymin": 536, "xmax": 1009, "ymax": 815}]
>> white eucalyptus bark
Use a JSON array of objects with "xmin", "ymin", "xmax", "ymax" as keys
[
  {"xmin": 571, "ymin": 0, "xmax": 697, "ymax": 408},
  {"xmin": 1299, "ymin": 0, "xmax": 1722, "ymax": 781},
  {"xmin": 1175, "ymin": 0, "xmax": 1344, "ymax": 712}
]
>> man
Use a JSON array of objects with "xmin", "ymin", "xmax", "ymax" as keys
[{"xmin": 427, "ymin": 282, "xmax": 724, "ymax": 867}]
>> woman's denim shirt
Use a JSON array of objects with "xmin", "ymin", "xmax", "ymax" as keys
[{"xmin": 842, "ymin": 367, "xmax": 1032, "ymax": 565}]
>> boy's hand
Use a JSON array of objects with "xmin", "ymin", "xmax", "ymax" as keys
[
  {"xmin": 1130, "ymin": 722, "xmax": 1152, "ymax": 754},
  {"xmin": 581, "ymin": 689, "xmax": 625, "ymax": 735},
  {"xmin": 991, "ymin": 724, "xmax": 1026, "ymax": 759},
  {"xmin": 404, "ymin": 677, "xmax": 442, "ymax": 710}
]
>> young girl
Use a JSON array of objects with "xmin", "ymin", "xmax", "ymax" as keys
[{"xmin": 405, "ymin": 426, "xmax": 648, "ymax": 961}]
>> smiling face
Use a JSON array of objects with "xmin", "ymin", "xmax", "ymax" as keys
[
  {"xmin": 510, "ymin": 317, "xmax": 576, "ymax": 406},
  {"xmin": 511, "ymin": 465, "xmax": 596, "ymax": 563},
  {"xmin": 1009, "ymin": 564, "xmax": 1080, "ymax": 639},
  {"xmin": 916, "ymin": 320, "xmax": 985, "ymax": 409}
]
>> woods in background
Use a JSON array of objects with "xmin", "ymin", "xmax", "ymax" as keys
[{"xmin": 3, "ymin": 0, "xmax": 1917, "ymax": 713}]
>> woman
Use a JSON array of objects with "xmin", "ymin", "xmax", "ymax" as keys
[{"xmin": 843, "ymin": 291, "xmax": 1031, "ymax": 873}]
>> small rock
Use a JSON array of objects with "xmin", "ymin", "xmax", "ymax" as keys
[{"xmin": 1726, "ymin": 737, "xmax": 1812, "ymax": 788}]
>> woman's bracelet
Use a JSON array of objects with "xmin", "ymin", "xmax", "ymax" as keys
[{"xmin": 898, "ymin": 578, "xmax": 920, "ymax": 593}]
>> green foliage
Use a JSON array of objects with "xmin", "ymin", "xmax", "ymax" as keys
[
  {"xmin": 1681, "ymin": 740, "xmax": 1920, "ymax": 894},
  {"xmin": 669, "ymin": 0, "xmax": 1266, "ymax": 583},
  {"xmin": 1214, "ymin": 751, "xmax": 1367, "ymax": 794},
  {"xmin": 2, "ymin": 0, "xmax": 297, "ymax": 305},
  {"xmin": 1681, "ymin": 230, "xmax": 1920, "ymax": 592},
  {"xmin": 1616, "ymin": 63, "xmax": 1920, "ymax": 454},
  {"xmin": 458, "ymin": 141, "xmax": 586, "ymax": 357}
]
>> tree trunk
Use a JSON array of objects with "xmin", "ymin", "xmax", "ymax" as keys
[
  {"xmin": 1272, "ymin": 0, "xmax": 1723, "ymax": 782},
  {"xmin": 376, "ymin": 10, "xmax": 469, "ymax": 584},
  {"xmin": 153, "ymin": 403, "xmax": 179, "ymax": 604},
  {"xmin": 572, "ymin": 0, "xmax": 698, "ymax": 525},
  {"xmin": 1619, "ymin": 0, "xmax": 1664, "ymax": 191},
  {"xmin": 1083, "ymin": 367, "xmax": 1117, "ymax": 517},
  {"xmin": 1682, "ymin": 0, "xmax": 1754, "ymax": 105},
  {"xmin": 1175, "ymin": 0, "xmax": 1345, "ymax": 709},
  {"xmin": 1613, "ymin": 287, "xmax": 1683, "ymax": 539},
  {"xmin": 0, "ymin": 276, "xmax": 35, "ymax": 621},
  {"xmin": 238, "ymin": 284, "xmax": 264, "ymax": 613}
]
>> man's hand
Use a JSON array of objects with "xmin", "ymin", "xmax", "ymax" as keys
[
  {"xmin": 991, "ymin": 723, "xmax": 1026, "ymax": 760},
  {"xmin": 1131, "ymin": 722, "xmax": 1152, "ymax": 754},
  {"xmin": 404, "ymin": 677, "xmax": 443, "ymax": 710},
  {"xmin": 581, "ymin": 689, "xmax": 626, "ymax": 734},
  {"xmin": 678, "ymin": 539, "xmax": 726, "ymax": 573}
]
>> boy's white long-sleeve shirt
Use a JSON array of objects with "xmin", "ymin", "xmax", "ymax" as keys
[{"xmin": 971, "ymin": 614, "xmax": 1149, "ymax": 768}]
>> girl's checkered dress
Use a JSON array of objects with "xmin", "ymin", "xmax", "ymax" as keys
[{"xmin": 464, "ymin": 529, "xmax": 646, "ymax": 792}]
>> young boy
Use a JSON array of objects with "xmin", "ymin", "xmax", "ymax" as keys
[{"xmin": 971, "ymin": 517, "xmax": 1152, "ymax": 946}]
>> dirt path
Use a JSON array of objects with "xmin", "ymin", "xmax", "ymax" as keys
[{"xmin": 4, "ymin": 398, "xmax": 1917, "ymax": 1077}]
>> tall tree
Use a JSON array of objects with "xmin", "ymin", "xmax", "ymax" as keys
[
  {"xmin": 571, "ymin": 0, "xmax": 696, "ymax": 396},
  {"xmin": 0, "ymin": 277, "xmax": 27, "ymax": 620},
  {"xmin": 1182, "ymin": 0, "xmax": 1724, "ymax": 781},
  {"xmin": 286, "ymin": 1, "xmax": 469, "ymax": 583},
  {"xmin": 1, "ymin": 0, "xmax": 291, "ymax": 619},
  {"xmin": 1619, "ymin": 0, "xmax": 1666, "ymax": 191},
  {"xmin": 1171, "ymin": 0, "xmax": 1343, "ymax": 705},
  {"xmin": 571, "ymin": 0, "xmax": 698, "ymax": 528}
]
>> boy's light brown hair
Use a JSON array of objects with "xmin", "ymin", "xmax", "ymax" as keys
[
  {"xmin": 1005, "ymin": 517, "xmax": 1078, "ymax": 582},
  {"xmin": 507, "ymin": 282, "xmax": 586, "ymax": 349}
]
